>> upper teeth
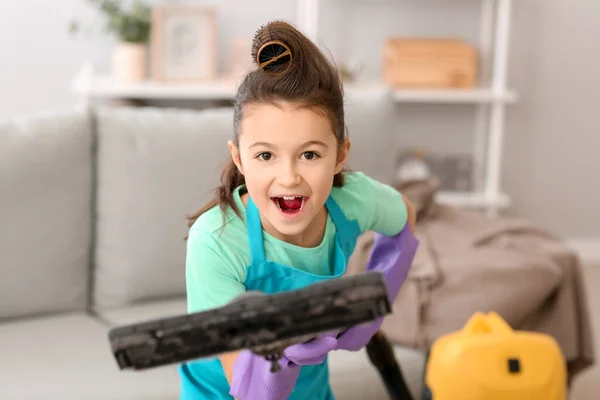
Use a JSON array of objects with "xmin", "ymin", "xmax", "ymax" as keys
[{"xmin": 282, "ymin": 196, "xmax": 300, "ymax": 200}]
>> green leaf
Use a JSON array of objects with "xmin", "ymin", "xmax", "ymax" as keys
[
  {"xmin": 70, "ymin": 0, "xmax": 152, "ymax": 43},
  {"xmin": 68, "ymin": 20, "xmax": 79, "ymax": 35}
]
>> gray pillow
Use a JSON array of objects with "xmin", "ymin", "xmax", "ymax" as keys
[
  {"xmin": 93, "ymin": 106, "xmax": 232, "ymax": 310},
  {"xmin": 0, "ymin": 109, "xmax": 93, "ymax": 320}
]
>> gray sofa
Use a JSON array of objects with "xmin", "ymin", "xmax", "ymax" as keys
[{"xmin": 0, "ymin": 92, "xmax": 425, "ymax": 400}]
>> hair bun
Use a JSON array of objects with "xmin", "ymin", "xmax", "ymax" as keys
[{"xmin": 251, "ymin": 21, "xmax": 294, "ymax": 74}]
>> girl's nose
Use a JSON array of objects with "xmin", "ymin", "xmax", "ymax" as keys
[{"xmin": 277, "ymin": 162, "xmax": 302, "ymax": 187}]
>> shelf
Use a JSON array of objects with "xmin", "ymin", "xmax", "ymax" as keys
[
  {"xmin": 72, "ymin": 76, "xmax": 386, "ymax": 100},
  {"xmin": 392, "ymin": 88, "xmax": 518, "ymax": 104},
  {"xmin": 72, "ymin": 71, "xmax": 518, "ymax": 105},
  {"xmin": 435, "ymin": 191, "xmax": 511, "ymax": 209},
  {"xmin": 72, "ymin": 75, "xmax": 238, "ymax": 100}
]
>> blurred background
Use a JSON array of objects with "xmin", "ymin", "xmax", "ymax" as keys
[
  {"xmin": 1, "ymin": 0, "xmax": 598, "ymax": 238},
  {"xmin": 1, "ymin": 1, "xmax": 599, "ymax": 399}
]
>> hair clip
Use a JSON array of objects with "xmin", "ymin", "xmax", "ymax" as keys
[{"xmin": 255, "ymin": 40, "xmax": 293, "ymax": 74}]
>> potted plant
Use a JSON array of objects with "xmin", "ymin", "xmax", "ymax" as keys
[{"xmin": 69, "ymin": 0, "xmax": 152, "ymax": 82}]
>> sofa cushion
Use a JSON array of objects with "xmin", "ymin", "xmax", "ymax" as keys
[
  {"xmin": 98, "ymin": 296, "xmax": 187, "ymax": 326},
  {"xmin": 0, "ymin": 312, "xmax": 180, "ymax": 399},
  {"xmin": 0, "ymin": 109, "xmax": 93, "ymax": 320},
  {"xmin": 93, "ymin": 107, "xmax": 233, "ymax": 310}
]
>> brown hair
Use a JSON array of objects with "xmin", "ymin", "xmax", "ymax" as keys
[{"xmin": 186, "ymin": 20, "xmax": 347, "ymax": 232}]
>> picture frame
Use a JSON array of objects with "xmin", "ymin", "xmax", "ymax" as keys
[{"xmin": 151, "ymin": 5, "xmax": 218, "ymax": 82}]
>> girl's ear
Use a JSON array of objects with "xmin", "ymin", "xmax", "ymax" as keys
[
  {"xmin": 334, "ymin": 138, "xmax": 352, "ymax": 174},
  {"xmin": 228, "ymin": 140, "xmax": 244, "ymax": 175}
]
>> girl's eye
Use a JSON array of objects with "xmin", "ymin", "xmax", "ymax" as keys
[
  {"xmin": 301, "ymin": 151, "xmax": 319, "ymax": 160},
  {"xmin": 257, "ymin": 152, "xmax": 272, "ymax": 161}
]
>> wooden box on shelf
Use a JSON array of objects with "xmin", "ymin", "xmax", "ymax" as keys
[{"xmin": 383, "ymin": 38, "xmax": 478, "ymax": 89}]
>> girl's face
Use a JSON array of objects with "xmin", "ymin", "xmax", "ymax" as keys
[{"xmin": 229, "ymin": 101, "xmax": 350, "ymax": 247}]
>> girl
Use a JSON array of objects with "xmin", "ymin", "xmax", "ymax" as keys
[{"xmin": 179, "ymin": 20, "xmax": 419, "ymax": 400}]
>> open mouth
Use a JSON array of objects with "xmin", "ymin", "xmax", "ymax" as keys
[{"xmin": 271, "ymin": 196, "xmax": 306, "ymax": 215}]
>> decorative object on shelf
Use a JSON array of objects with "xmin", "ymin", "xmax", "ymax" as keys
[
  {"xmin": 151, "ymin": 5, "xmax": 218, "ymax": 83},
  {"xmin": 383, "ymin": 38, "xmax": 478, "ymax": 89},
  {"xmin": 338, "ymin": 60, "xmax": 364, "ymax": 83},
  {"xmin": 395, "ymin": 148, "xmax": 433, "ymax": 183},
  {"xmin": 396, "ymin": 148, "xmax": 473, "ymax": 191},
  {"xmin": 112, "ymin": 41, "xmax": 149, "ymax": 83},
  {"xmin": 69, "ymin": 0, "xmax": 152, "ymax": 83}
]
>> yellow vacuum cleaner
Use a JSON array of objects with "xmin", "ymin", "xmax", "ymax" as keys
[
  {"xmin": 367, "ymin": 311, "xmax": 568, "ymax": 400},
  {"xmin": 422, "ymin": 311, "xmax": 568, "ymax": 400}
]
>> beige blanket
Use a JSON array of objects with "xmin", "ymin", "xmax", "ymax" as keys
[{"xmin": 346, "ymin": 180, "xmax": 595, "ymax": 381}]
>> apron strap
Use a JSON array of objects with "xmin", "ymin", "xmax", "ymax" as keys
[
  {"xmin": 246, "ymin": 197, "xmax": 266, "ymax": 265},
  {"xmin": 325, "ymin": 195, "xmax": 349, "ymax": 228}
]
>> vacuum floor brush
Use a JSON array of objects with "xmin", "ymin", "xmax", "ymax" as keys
[{"xmin": 108, "ymin": 273, "xmax": 392, "ymax": 373}]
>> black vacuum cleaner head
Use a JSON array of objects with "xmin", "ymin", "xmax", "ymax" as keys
[{"xmin": 108, "ymin": 272, "xmax": 391, "ymax": 371}]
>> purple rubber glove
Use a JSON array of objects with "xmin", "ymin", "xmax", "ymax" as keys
[
  {"xmin": 229, "ymin": 336, "xmax": 339, "ymax": 399},
  {"xmin": 336, "ymin": 223, "xmax": 419, "ymax": 351},
  {"xmin": 227, "ymin": 293, "xmax": 339, "ymax": 399},
  {"xmin": 229, "ymin": 350, "xmax": 300, "ymax": 400},
  {"xmin": 283, "ymin": 334, "xmax": 339, "ymax": 366}
]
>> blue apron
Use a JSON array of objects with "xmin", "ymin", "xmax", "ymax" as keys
[{"xmin": 179, "ymin": 193, "xmax": 361, "ymax": 399}]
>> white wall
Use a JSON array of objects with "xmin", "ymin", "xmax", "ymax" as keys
[
  {"xmin": 503, "ymin": 0, "xmax": 600, "ymax": 237},
  {"xmin": 1, "ymin": 0, "xmax": 599, "ymax": 237},
  {"xmin": 0, "ymin": 0, "xmax": 297, "ymax": 120},
  {"xmin": 0, "ymin": 0, "xmax": 113, "ymax": 119}
]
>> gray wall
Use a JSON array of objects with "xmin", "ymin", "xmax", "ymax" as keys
[
  {"xmin": 1, "ymin": 0, "xmax": 598, "ymax": 238},
  {"xmin": 503, "ymin": 0, "xmax": 600, "ymax": 237}
]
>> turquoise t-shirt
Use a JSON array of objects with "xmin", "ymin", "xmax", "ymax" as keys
[{"xmin": 185, "ymin": 171, "xmax": 408, "ymax": 313}]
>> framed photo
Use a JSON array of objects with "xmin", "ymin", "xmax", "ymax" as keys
[{"xmin": 151, "ymin": 5, "xmax": 218, "ymax": 82}]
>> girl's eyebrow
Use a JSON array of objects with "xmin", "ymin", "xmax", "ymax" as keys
[
  {"xmin": 301, "ymin": 140, "xmax": 328, "ymax": 148},
  {"xmin": 249, "ymin": 141, "xmax": 274, "ymax": 149},
  {"xmin": 249, "ymin": 140, "xmax": 328, "ymax": 149}
]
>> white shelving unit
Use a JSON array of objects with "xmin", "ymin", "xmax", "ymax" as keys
[
  {"xmin": 72, "ymin": 0, "xmax": 517, "ymax": 214},
  {"xmin": 296, "ymin": 0, "xmax": 516, "ymax": 216},
  {"xmin": 73, "ymin": 68, "xmax": 236, "ymax": 101}
]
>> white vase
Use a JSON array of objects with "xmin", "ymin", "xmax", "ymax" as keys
[{"xmin": 112, "ymin": 42, "xmax": 148, "ymax": 82}]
